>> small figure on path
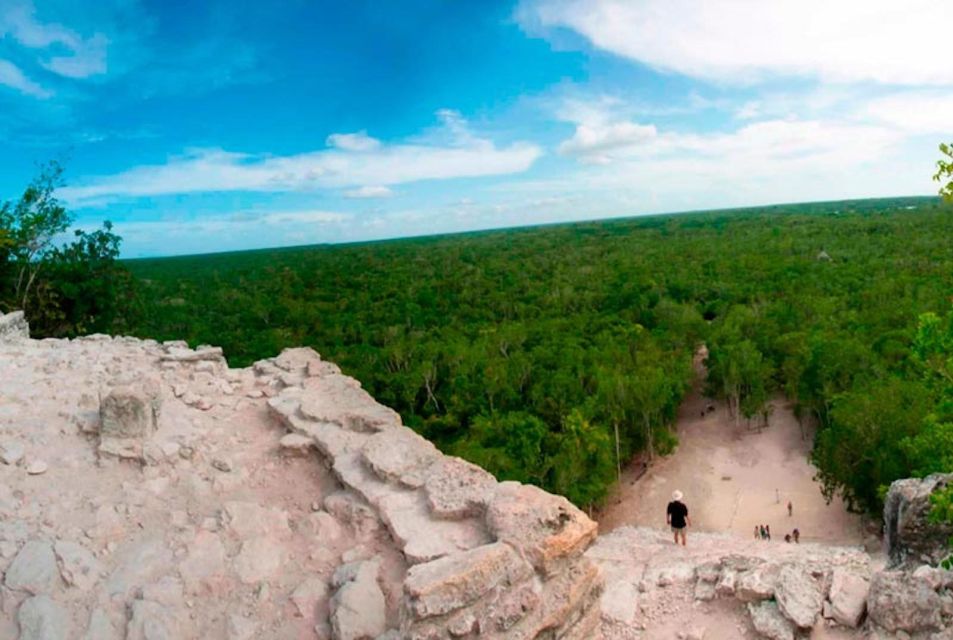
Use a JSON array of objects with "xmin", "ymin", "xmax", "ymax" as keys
[
  {"xmin": 765, "ymin": 524, "xmax": 771, "ymax": 540},
  {"xmin": 792, "ymin": 528, "xmax": 800, "ymax": 544},
  {"xmin": 787, "ymin": 500, "xmax": 793, "ymax": 517},
  {"xmin": 754, "ymin": 525, "xmax": 760, "ymax": 539},
  {"xmin": 784, "ymin": 534, "xmax": 792, "ymax": 543},
  {"xmin": 667, "ymin": 490, "xmax": 690, "ymax": 546},
  {"xmin": 775, "ymin": 488, "xmax": 780, "ymax": 504},
  {"xmin": 759, "ymin": 524, "xmax": 766, "ymax": 539}
]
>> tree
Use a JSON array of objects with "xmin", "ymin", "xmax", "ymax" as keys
[
  {"xmin": 936, "ymin": 142, "xmax": 953, "ymax": 202},
  {"xmin": 0, "ymin": 162, "xmax": 71, "ymax": 310}
]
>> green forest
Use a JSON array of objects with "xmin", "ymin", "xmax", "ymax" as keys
[
  {"xmin": 117, "ymin": 197, "xmax": 953, "ymax": 511},
  {"xmin": 3, "ymin": 163, "xmax": 952, "ymax": 513}
]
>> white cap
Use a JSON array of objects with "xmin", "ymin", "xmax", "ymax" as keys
[{"xmin": 672, "ymin": 490, "xmax": 683, "ymax": 501}]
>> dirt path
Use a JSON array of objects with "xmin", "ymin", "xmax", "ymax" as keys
[{"xmin": 598, "ymin": 352, "xmax": 865, "ymax": 547}]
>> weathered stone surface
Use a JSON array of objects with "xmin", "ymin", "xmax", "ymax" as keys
[
  {"xmin": 0, "ymin": 310, "xmax": 29, "ymax": 342},
  {"xmin": 747, "ymin": 601, "xmax": 794, "ymax": 640},
  {"xmin": 53, "ymin": 540, "xmax": 103, "ymax": 591},
  {"xmin": 0, "ymin": 441, "xmax": 25, "ymax": 465},
  {"xmin": 278, "ymin": 433, "xmax": 314, "ymax": 456},
  {"xmin": 486, "ymin": 481, "xmax": 598, "ymax": 576},
  {"xmin": 330, "ymin": 558, "xmax": 386, "ymax": 640},
  {"xmin": 362, "ymin": 427, "xmax": 440, "ymax": 488},
  {"xmin": 81, "ymin": 608, "xmax": 119, "ymax": 640},
  {"xmin": 884, "ymin": 473, "xmax": 953, "ymax": 568},
  {"xmin": 105, "ymin": 539, "xmax": 173, "ymax": 598},
  {"xmin": 299, "ymin": 374, "xmax": 401, "ymax": 432},
  {"xmin": 377, "ymin": 490, "xmax": 490, "ymax": 564},
  {"xmin": 774, "ymin": 564, "xmax": 823, "ymax": 628},
  {"xmin": 160, "ymin": 345, "xmax": 223, "ymax": 362},
  {"xmin": 867, "ymin": 570, "xmax": 943, "ymax": 632},
  {"xmin": 100, "ymin": 381, "xmax": 162, "ymax": 439},
  {"xmin": 601, "ymin": 579, "xmax": 639, "ymax": 624},
  {"xmin": 735, "ymin": 562, "xmax": 780, "ymax": 602},
  {"xmin": 828, "ymin": 567, "xmax": 869, "ymax": 628},
  {"xmin": 291, "ymin": 577, "xmax": 329, "ymax": 618},
  {"xmin": 17, "ymin": 595, "xmax": 67, "ymax": 640},
  {"xmin": 424, "ymin": 456, "xmax": 496, "ymax": 520},
  {"xmin": 179, "ymin": 530, "xmax": 227, "ymax": 593},
  {"xmin": 5, "ymin": 540, "xmax": 58, "ymax": 594},
  {"xmin": 126, "ymin": 599, "xmax": 180, "ymax": 640},
  {"xmin": 404, "ymin": 542, "xmax": 532, "ymax": 619},
  {"xmin": 233, "ymin": 536, "xmax": 285, "ymax": 584}
]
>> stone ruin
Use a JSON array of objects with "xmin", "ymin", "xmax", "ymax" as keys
[{"xmin": 0, "ymin": 308, "xmax": 952, "ymax": 640}]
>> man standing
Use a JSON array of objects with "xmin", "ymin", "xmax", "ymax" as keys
[{"xmin": 667, "ymin": 490, "xmax": 690, "ymax": 546}]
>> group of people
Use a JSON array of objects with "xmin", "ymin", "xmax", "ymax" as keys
[{"xmin": 665, "ymin": 490, "xmax": 803, "ymax": 547}]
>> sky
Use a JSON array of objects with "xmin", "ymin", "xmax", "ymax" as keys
[{"xmin": 1, "ymin": 0, "xmax": 951, "ymax": 257}]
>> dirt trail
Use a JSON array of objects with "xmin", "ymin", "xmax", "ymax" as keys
[{"xmin": 598, "ymin": 349, "xmax": 866, "ymax": 547}]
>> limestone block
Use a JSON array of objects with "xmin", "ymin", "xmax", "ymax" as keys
[
  {"xmin": 424, "ymin": 457, "xmax": 497, "ymax": 520},
  {"xmin": 330, "ymin": 558, "xmax": 386, "ymax": 640},
  {"xmin": 828, "ymin": 567, "xmax": 869, "ymax": 628},
  {"xmin": 867, "ymin": 570, "xmax": 943, "ymax": 632},
  {"xmin": 747, "ymin": 601, "xmax": 795, "ymax": 640},
  {"xmin": 5, "ymin": 540, "xmax": 58, "ymax": 594},
  {"xmin": 775, "ymin": 564, "xmax": 823, "ymax": 628},
  {"xmin": 403, "ymin": 542, "xmax": 532, "ymax": 619},
  {"xmin": 377, "ymin": 490, "xmax": 490, "ymax": 564},
  {"xmin": 299, "ymin": 374, "xmax": 401, "ymax": 432},
  {"xmin": 735, "ymin": 562, "xmax": 781, "ymax": 602},
  {"xmin": 486, "ymin": 482, "xmax": 598, "ymax": 577},
  {"xmin": 362, "ymin": 427, "xmax": 440, "ymax": 488},
  {"xmin": 17, "ymin": 595, "xmax": 67, "ymax": 640}
]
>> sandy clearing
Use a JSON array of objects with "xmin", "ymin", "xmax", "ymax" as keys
[{"xmin": 598, "ymin": 356, "xmax": 866, "ymax": 547}]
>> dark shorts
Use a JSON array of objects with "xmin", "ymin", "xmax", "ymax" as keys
[{"xmin": 671, "ymin": 525, "xmax": 686, "ymax": 533}]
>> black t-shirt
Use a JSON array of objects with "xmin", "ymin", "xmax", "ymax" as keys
[{"xmin": 667, "ymin": 501, "xmax": 688, "ymax": 528}]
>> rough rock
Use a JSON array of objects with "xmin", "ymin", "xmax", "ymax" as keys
[
  {"xmin": 362, "ymin": 427, "xmax": 440, "ymax": 488},
  {"xmin": 423, "ymin": 456, "xmax": 496, "ymax": 520},
  {"xmin": 774, "ymin": 564, "xmax": 823, "ymax": 628},
  {"xmin": 828, "ymin": 567, "xmax": 869, "ymax": 628},
  {"xmin": 53, "ymin": 540, "xmax": 103, "ymax": 591},
  {"xmin": 291, "ymin": 577, "xmax": 329, "ymax": 618},
  {"xmin": 884, "ymin": 473, "xmax": 953, "ymax": 568},
  {"xmin": 80, "ymin": 608, "xmax": 119, "ymax": 640},
  {"xmin": 486, "ymin": 481, "xmax": 598, "ymax": 576},
  {"xmin": 17, "ymin": 595, "xmax": 67, "ymax": 640},
  {"xmin": 0, "ymin": 310, "xmax": 29, "ymax": 342},
  {"xmin": 99, "ymin": 379, "xmax": 162, "ymax": 459},
  {"xmin": 0, "ymin": 441, "xmax": 25, "ymax": 465},
  {"xmin": 126, "ymin": 599, "xmax": 180, "ymax": 640},
  {"xmin": 330, "ymin": 558, "xmax": 386, "ymax": 640},
  {"xmin": 735, "ymin": 562, "xmax": 780, "ymax": 602},
  {"xmin": 403, "ymin": 542, "xmax": 533, "ymax": 619},
  {"xmin": 278, "ymin": 433, "xmax": 314, "ymax": 456},
  {"xmin": 747, "ymin": 601, "xmax": 795, "ymax": 640},
  {"xmin": 233, "ymin": 536, "xmax": 285, "ymax": 584},
  {"xmin": 867, "ymin": 570, "xmax": 943, "ymax": 632},
  {"xmin": 5, "ymin": 540, "xmax": 59, "ymax": 594},
  {"xmin": 299, "ymin": 374, "xmax": 401, "ymax": 432}
]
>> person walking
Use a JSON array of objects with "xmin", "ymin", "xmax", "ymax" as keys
[
  {"xmin": 787, "ymin": 501, "xmax": 793, "ymax": 517},
  {"xmin": 759, "ymin": 524, "xmax": 766, "ymax": 539},
  {"xmin": 765, "ymin": 524, "xmax": 771, "ymax": 540},
  {"xmin": 754, "ymin": 525, "xmax": 760, "ymax": 540},
  {"xmin": 792, "ymin": 528, "xmax": 800, "ymax": 543},
  {"xmin": 667, "ymin": 490, "xmax": 690, "ymax": 546}
]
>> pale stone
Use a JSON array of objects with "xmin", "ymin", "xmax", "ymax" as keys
[
  {"xmin": 748, "ymin": 601, "xmax": 794, "ymax": 640},
  {"xmin": 486, "ymin": 481, "xmax": 598, "ymax": 576},
  {"xmin": 736, "ymin": 563, "xmax": 781, "ymax": 602},
  {"xmin": 867, "ymin": 570, "xmax": 943, "ymax": 632},
  {"xmin": 424, "ymin": 456, "xmax": 496, "ymax": 519},
  {"xmin": 330, "ymin": 558, "xmax": 386, "ymax": 640},
  {"xmin": 403, "ymin": 542, "xmax": 532, "ymax": 619},
  {"xmin": 377, "ymin": 490, "xmax": 490, "ymax": 564},
  {"xmin": 54, "ymin": 540, "xmax": 103, "ymax": 591},
  {"xmin": 278, "ymin": 433, "xmax": 314, "ymax": 456},
  {"xmin": 5, "ymin": 540, "xmax": 58, "ymax": 594},
  {"xmin": 126, "ymin": 599, "xmax": 179, "ymax": 640},
  {"xmin": 298, "ymin": 374, "xmax": 401, "ymax": 432},
  {"xmin": 17, "ymin": 595, "xmax": 67, "ymax": 640},
  {"xmin": 0, "ymin": 441, "xmax": 25, "ymax": 465},
  {"xmin": 290, "ymin": 576, "xmax": 328, "ymax": 618},
  {"xmin": 233, "ymin": 537, "xmax": 284, "ymax": 584},
  {"xmin": 179, "ymin": 530, "xmax": 227, "ymax": 593},
  {"xmin": 601, "ymin": 580, "xmax": 639, "ymax": 624},
  {"xmin": 362, "ymin": 427, "xmax": 440, "ymax": 488},
  {"xmin": 26, "ymin": 460, "xmax": 48, "ymax": 475},
  {"xmin": 81, "ymin": 608, "xmax": 119, "ymax": 640},
  {"xmin": 828, "ymin": 567, "xmax": 869, "ymax": 628},
  {"xmin": 775, "ymin": 564, "xmax": 823, "ymax": 628}
]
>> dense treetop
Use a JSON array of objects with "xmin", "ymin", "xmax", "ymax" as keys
[{"xmin": 122, "ymin": 196, "xmax": 953, "ymax": 511}]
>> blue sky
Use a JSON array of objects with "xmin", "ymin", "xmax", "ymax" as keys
[{"xmin": 1, "ymin": 0, "xmax": 951, "ymax": 257}]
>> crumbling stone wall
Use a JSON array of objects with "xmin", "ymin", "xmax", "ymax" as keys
[
  {"xmin": 261, "ymin": 347, "xmax": 604, "ymax": 639},
  {"xmin": 0, "ymin": 310, "xmax": 29, "ymax": 342}
]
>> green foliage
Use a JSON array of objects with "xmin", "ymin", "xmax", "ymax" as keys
[
  {"xmin": 936, "ymin": 143, "xmax": 953, "ymax": 202},
  {"xmin": 1, "ymin": 164, "xmax": 135, "ymax": 336},
  {"xmin": 124, "ymin": 196, "xmax": 953, "ymax": 510}
]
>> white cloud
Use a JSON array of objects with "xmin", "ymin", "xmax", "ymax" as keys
[
  {"xmin": 862, "ymin": 91, "xmax": 953, "ymax": 134},
  {"xmin": 1, "ymin": 3, "xmax": 108, "ymax": 79},
  {"xmin": 0, "ymin": 58, "xmax": 50, "ymax": 97},
  {"xmin": 344, "ymin": 185, "xmax": 394, "ymax": 199},
  {"xmin": 60, "ymin": 112, "xmax": 543, "ymax": 205},
  {"xmin": 559, "ymin": 121, "xmax": 657, "ymax": 163},
  {"xmin": 326, "ymin": 131, "xmax": 381, "ymax": 152},
  {"xmin": 520, "ymin": 0, "xmax": 953, "ymax": 85}
]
